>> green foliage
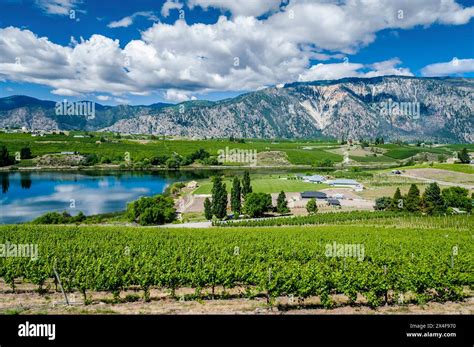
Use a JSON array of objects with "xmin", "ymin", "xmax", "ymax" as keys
[
  {"xmin": 230, "ymin": 176, "xmax": 242, "ymax": 216},
  {"xmin": 276, "ymin": 191, "xmax": 289, "ymax": 214},
  {"xmin": 0, "ymin": 145, "xmax": 14, "ymax": 167},
  {"xmin": 32, "ymin": 211, "xmax": 86, "ymax": 224},
  {"xmin": 204, "ymin": 197, "xmax": 213, "ymax": 220},
  {"xmin": 20, "ymin": 146, "xmax": 32, "ymax": 159},
  {"xmin": 150, "ymin": 155, "xmax": 169, "ymax": 166},
  {"xmin": 422, "ymin": 183, "xmax": 446, "ymax": 215},
  {"xmin": 375, "ymin": 197, "xmax": 392, "ymax": 211},
  {"xmin": 165, "ymin": 156, "xmax": 181, "ymax": 169},
  {"xmin": 457, "ymin": 148, "xmax": 470, "ymax": 164},
  {"xmin": 241, "ymin": 171, "xmax": 252, "ymax": 198},
  {"xmin": 404, "ymin": 184, "xmax": 421, "ymax": 212},
  {"xmin": 442, "ymin": 186, "xmax": 471, "ymax": 212},
  {"xmin": 127, "ymin": 195, "xmax": 176, "ymax": 225},
  {"xmin": 243, "ymin": 192, "xmax": 272, "ymax": 218},
  {"xmin": 314, "ymin": 159, "xmax": 334, "ymax": 168},
  {"xmin": 306, "ymin": 198, "xmax": 318, "ymax": 215},
  {"xmin": 391, "ymin": 187, "xmax": 403, "ymax": 210},
  {"xmin": 211, "ymin": 176, "xmax": 228, "ymax": 219},
  {"xmin": 84, "ymin": 153, "xmax": 99, "ymax": 166},
  {"xmin": 0, "ymin": 215, "xmax": 472, "ymax": 307},
  {"xmin": 188, "ymin": 148, "xmax": 210, "ymax": 162}
]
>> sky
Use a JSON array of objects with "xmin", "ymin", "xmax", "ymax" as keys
[{"xmin": 0, "ymin": 0, "xmax": 473, "ymax": 105}]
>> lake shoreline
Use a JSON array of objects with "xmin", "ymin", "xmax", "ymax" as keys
[{"xmin": 0, "ymin": 163, "xmax": 400, "ymax": 172}]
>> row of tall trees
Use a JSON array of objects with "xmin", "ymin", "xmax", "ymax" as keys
[
  {"xmin": 375, "ymin": 182, "xmax": 472, "ymax": 214},
  {"xmin": 204, "ymin": 171, "xmax": 253, "ymax": 220},
  {"xmin": 0, "ymin": 145, "xmax": 34, "ymax": 167},
  {"xmin": 204, "ymin": 172, "xmax": 292, "ymax": 220}
]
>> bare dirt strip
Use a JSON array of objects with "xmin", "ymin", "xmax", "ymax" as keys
[{"xmin": 0, "ymin": 281, "xmax": 472, "ymax": 315}]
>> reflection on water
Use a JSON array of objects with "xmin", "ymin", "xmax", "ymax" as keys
[
  {"xmin": 0, "ymin": 169, "xmax": 301, "ymax": 224},
  {"xmin": 0, "ymin": 171, "xmax": 206, "ymax": 224},
  {"xmin": 1, "ymin": 173, "xmax": 9, "ymax": 194},
  {"xmin": 20, "ymin": 172, "xmax": 32, "ymax": 189}
]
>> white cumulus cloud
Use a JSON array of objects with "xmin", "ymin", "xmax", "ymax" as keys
[
  {"xmin": 421, "ymin": 58, "xmax": 474, "ymax": 77},
  {"xmin": 107, "ymin": 11, "xmax": 158, "ymax": 29},
  {"xmin": 0, "ymin": 0, "xmax": 472, "ymax": 99},
  {"xmin": 161, "ymin": 0, "xmax": 184, "ymax": 17}
]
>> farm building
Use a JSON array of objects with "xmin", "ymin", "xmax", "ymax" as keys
[
  {"xmin": 328, "ymin": 179, "xmax": 363, "ymax": 190},
  {"xmin": 301, "ymin": 174, "xmax": 326, "ymax": 183},
  {"xmin": 327, "ymin": 198, "xmax": 341, "ymax": 207},
  {"xmin": 300, "ymin": 191, "xmax": 327, "ymax": 199}
]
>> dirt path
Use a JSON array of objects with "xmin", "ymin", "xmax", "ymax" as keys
[
  {"xmin": 399, "ymin": 173, "xmax": 474, "ymax": 189},
  {"xmin": 1, "ymin": 281, "xmax": 471, "ymax": 315}
]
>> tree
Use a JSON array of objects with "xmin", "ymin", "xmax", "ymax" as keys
[
  {"xmin": 243, "ymin": 192, "xmax": 272, "ymax": 218},
  {"xmin": 442, "ymin": 186, "xmax": 471, "ymax": 212},
  {"xmin": 375, "ymin": 197, "xmax": 392, "ymax": 211},
  {"xmin": 188, "ymin": 148, "xmax": 210, "ymax": 162},
  {"xmin": 404, "ymin": 184, "xmax": 421, "ymax": 212},
  {"xmin": 20, "ymin": 146, "xmax": 32, "ymax": 160},
  {"xmin": 165, "ymin": 156, "xmax": 181, "ymax": 169},
  {"xmin": 241, "ymin": 171, "xmax": 252, "ymax": 198},
  {"xmin": 204, "ymin": 197, "xmax": 213, "ymax": 220},
  {"xmin": 230, "ymin": 176, "xmax": 242, "ymax": 216},
  {"xmin": 391, "ymin": 187, "xmax": 403, "ymax": 210},
  {"xmin": 0, "ymin": 145, "xmax": 14, "ymax": 167},
  {"xmin": 457, "ymin": 148, "xmax": 470, "ymax": 164},
  {"xmin": 314, "ymin": 159, "xmax": 334, "ymax": 168},
  {"xmin": 276, "ymin": 191, "xmax": 290, "ymax": 214},
  {"xmin": 84, "ymin": 153, "xmax": 99, "ymax": 166},
  {"xmin": 306, "ymin": 198, "xmax": 318, "ymax": 214},
  {"xmin": 211, "ymin": 176, "xmax": 228, "ymax": 219},
  {"xmin": 127, "ymin": 195, "xmax": 176, "ymax": 225},
  {"xmin": 151, "ymin": 155, "xmax": 170, "ymax": 166},
  {"xmin": 422, "ymin": 183, "xmax": 446, "ymax": 215}
]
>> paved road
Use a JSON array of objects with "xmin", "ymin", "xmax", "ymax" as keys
[{"xmin": 399, "ymin": 173, "xmax": 474, "ymax": 190}]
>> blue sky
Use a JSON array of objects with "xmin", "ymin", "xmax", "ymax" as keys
[{"xmin": 0, "ymin": 0, "xmax": 473, "ymax": 105}]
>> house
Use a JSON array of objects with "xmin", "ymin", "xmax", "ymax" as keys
[
  {"xmin": 187, "ymin": 180, "xmax": 198, "ymax": 189},
  {"xmin": 301, "ymin": 174, "xmax": 326, "ymax": 183},
  {"xmin": 301, "ymin": 191, "xmax": 327, "ymax": 199},
  {"xmin": 328, "ymin": 179, "xmax": 363, "ymax": 190},
  {"xmin": 327, "ymin": 198, "xmax": 341, "ymax": 207}
]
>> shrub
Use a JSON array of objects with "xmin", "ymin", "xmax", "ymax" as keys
[
  {"xmin": 243, "ymin": 192, "xmax": 272, "ymax": 218},
  {"xmin": 127, "ymin": 195, "xmax": 176, "ymax": 226},
  {"xmin": 442, "ymin": 186, "xmax": 471, "ymax": 212},
  {"xmin": 306, "ymin": 198, "xmax": 318, "ymax": 214},
  {"xmin": 276, "ymin": 191, "xmax": 290, "ymax": 214},
  {"xmin": 375, "ymin": 197, "xmax": 392, "ymax": 211}
]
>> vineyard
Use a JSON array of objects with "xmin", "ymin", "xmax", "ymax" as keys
[
  {"xmin": 0, "ymin": 215, "xmax": 473, "ymax": 310},
  {"xmin": 213, "ymin": 211, "xmax": 409, "ymax": 227}
]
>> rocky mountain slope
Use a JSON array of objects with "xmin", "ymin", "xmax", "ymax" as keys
[{"xmin": 1, "ymin": 76, "xmax": 472, "ymax": 142}]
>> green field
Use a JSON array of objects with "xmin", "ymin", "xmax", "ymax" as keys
[
  {"xmin": 1, "ymin": 214, "xmax": 472, "ymax": 309},
  {"xmin": 380, "ymin": 144, "xmax": 452, "ymax": 160},
  {"xmin": 0, "ymin": 133, "xmax": 342, "ymax": 165},
  {"xmin": 392, "ymin": 163, "xmax": 474, "ymax": 175},
  {"xmin": 193, "ymin": 176, "xmax": 330, "ymax": 194}
]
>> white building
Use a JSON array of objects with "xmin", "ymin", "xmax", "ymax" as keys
[{"xmin": 328, "ymin": 179, "xmax": 363, "ymax": 191}]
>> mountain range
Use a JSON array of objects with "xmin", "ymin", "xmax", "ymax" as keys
[{"xmin": 0, "ymin": 76, "xmax": 473, "ymax": 143}]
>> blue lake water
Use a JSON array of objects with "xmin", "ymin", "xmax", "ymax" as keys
[{"xmin": 0, "ymin": 171, "xmax": 210, "ymax": 224}]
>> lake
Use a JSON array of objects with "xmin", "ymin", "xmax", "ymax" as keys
[{"xmin": 0, "ymin": 170, "xmax": 216, "ymax": 224}]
